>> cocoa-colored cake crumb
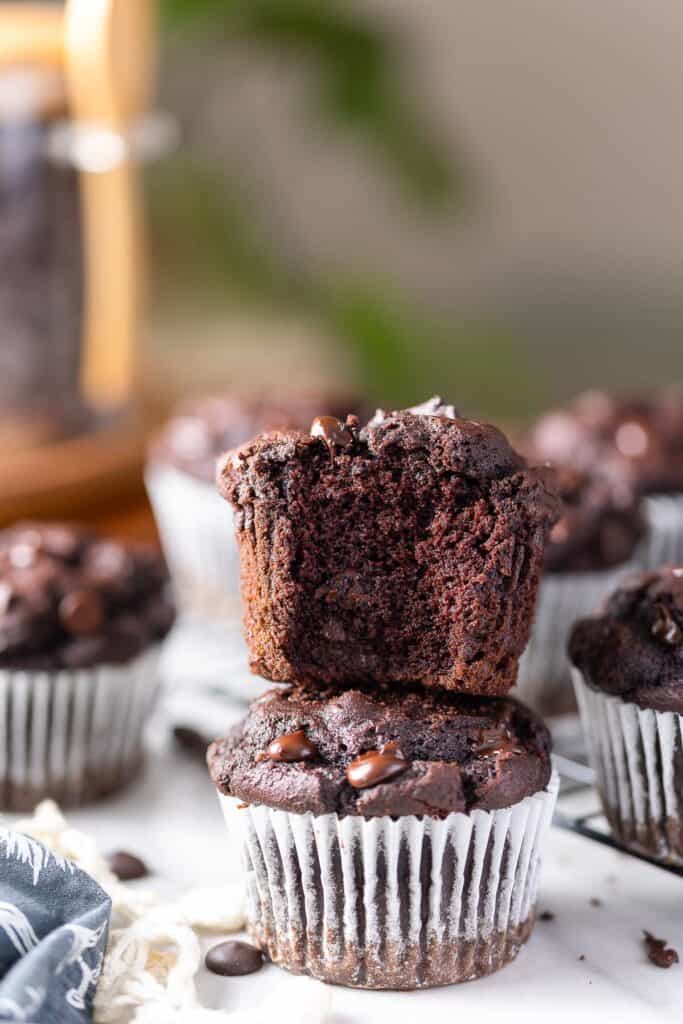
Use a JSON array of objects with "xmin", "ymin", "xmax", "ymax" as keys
[{"xmin": 643, "ymin": 930, "xmax": 679, "ymax": 968}]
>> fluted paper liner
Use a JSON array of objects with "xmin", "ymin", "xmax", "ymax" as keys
[
  {"xmin": 573, "ymin": 669, "xmax": 683, "ymax": 865},
  {"xmin": 640, "ymin": 494, "xmax": 683, "ymax": 570},
  {"xmin": 219, "ymin": 773, "xmax": 558, "ymax": 989},
  {"xmin": 145, "ymin": 464, "xmax": 241, "ymax": 619},
  {"xmin": 517, "ymin": 564, "xmax": 634, "ymax": 713},
  {"xmin": 0, "ymin": 647, "xmax": 160, "ymax": 811}
]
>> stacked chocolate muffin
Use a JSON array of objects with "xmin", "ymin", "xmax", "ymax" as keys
[{"xmin": 207, "ymin": 398, "xmax": 560, "ymax": 989}]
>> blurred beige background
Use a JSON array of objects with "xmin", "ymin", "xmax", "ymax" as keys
[{"xmin": 145, "ymin": 0, "xmax": 683, "ymax": 418}]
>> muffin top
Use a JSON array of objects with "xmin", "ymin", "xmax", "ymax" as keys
[
  {"xmin": 530, "ymin": 388, "xmax": 683, "ymax": 495},
  {"xmin": 208, "ymin": 682, "xmax": 552, "ymax": 818},
  {"xmin": 569, "ymin": 567, "xmax": 683, "ymax": 711},
  {"xmin": 0, "ymin": 522, "xmax": 175, "ymax": 670},
  {"xmin": 544, "ymin": 464, "xmax": 645, "ymax": 574},
  {"xmin": 150, "ymin": 392, "xmax": 363, "ymax": 484}
]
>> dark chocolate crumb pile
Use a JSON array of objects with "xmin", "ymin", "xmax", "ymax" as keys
[
  {"xmin": 570, "ymin": 567, "xmax": 683, "ymax": 712},
  {"xmin": 0, "ymin": 522, "xmax": 174, "ymax": 670},
  {"xmin": 643, "ymin": 931, "xmax": 679, "ymax": 969}
]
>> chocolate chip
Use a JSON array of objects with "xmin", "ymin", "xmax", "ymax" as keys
[
  {"xmin": 262, "ymin": 729, "xmax": 318, "ymax": 763},
  {"xmin": 578, "ymin": 954, "xmax": 586, "ymax": 961},
  {"xmin": 59, "ymin": 589, "xmax": 105, "ymax": 635},
  {"xmin": 107, "ymin": 850, "xmax": 149, "ymax": 881},
  {"xmin": 310, "ymin": 415, "xmax": 354, "ymax": 457},
  {"xmin": 205, "ymin": 940, "xmax": 265, "ymax": 976},
  {"xmin": 173, "ymin": 725, "xmax": 210, "ymax": 760},
  {"xmin": 643, "ymin": 930, "xmax": 679, "ymax": 968},
  {"xmin": 589, "ymin": 897, "xmax": 602, "ymax": 908},
  {"xmin": 651, "ymin": 604, "xmax": 683, "ymax": 646},
  {"xmin": 539, "ymin": 911, "xmax": 555, "ymax": 922},
  {"xmin": 346, "ymin": 741, "xmax": 409, "ymax": 789}
]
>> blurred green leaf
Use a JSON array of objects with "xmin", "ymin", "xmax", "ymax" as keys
[{"xmin": 162, "ymin": 0, "xmax": 463, "ymax": 205}]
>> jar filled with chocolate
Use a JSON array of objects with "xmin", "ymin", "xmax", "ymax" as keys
[{"xmin": 0, "ymin": 63, "xmax": 86, "ymax": 450}]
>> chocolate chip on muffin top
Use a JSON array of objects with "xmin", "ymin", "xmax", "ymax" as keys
[
  {"xmin": 0, "ymin": 522, "xmax": 175, "ymax": 670},
  {"xmin": 218, "ymin": 399, "xmax": 560, "ymax": 696},
  {"xmin": 569, "ymin": 567, "xmax": 683, "ymax": 711},
  {"xmin": 150, "ymin": 392, "xmax": 364, "ymax": 484},
  {"xmin": 207, "ymin": 682, "xmax": 552, "ymax": 818}
]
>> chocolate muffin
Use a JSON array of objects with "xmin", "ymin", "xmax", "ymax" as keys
[
  {"xmin": 209, "ymin": 682, "xmax": 556, "ymax": 989},
  {"xmin": 0, "ymin": 522, "xmax": 174, "ymax": 810},
  {"xmin": 530, "ymin": 388, "xmax": 683, "ymax": 568},
  {"xmin": 569, "ymin": 567, "xmax": 683, "ymax": 863},
  {"xmin": 516, "ymin": 465, "xmax": 645, "ymax": 714},
  {"xmin": 218, "ymin": 399, "xmax": 559, "ymax": 696}
]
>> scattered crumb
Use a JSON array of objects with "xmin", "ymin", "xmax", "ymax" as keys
[
  {"xmin": 578, "ymin": 954, "xmax": 586, "ymax": 962},
  {"xmin": 589, "ymin": 897, "xmax": 602, "ymax": 908},
  {"xmin": 643, "ymin": 931, "xmax": 679, "ymax": 969},
  {"xmin": 236, "ymin": 802, "xmax": 249, "ymax": 810},
  {"xmin": 539, "ymin": 910, "xmax": 555, "ymax": 922}
]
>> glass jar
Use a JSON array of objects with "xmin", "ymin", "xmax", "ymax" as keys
[{"xmin": 0, "ymin": 64, "xmax": 87, "ymax": 450}]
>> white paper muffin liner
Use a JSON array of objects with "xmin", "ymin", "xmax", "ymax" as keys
[
  {"xmin": 0, "ymin": 646, "xmax": 161, "ymax": 811},
  {"xmin": 573, "ymin": 669, "xmax": 683, "ymax": 864},
  {"xmin": 219, "ymin": 773, "xmax": 558, "ymax": 989},
  {"xmin": 145, "ymin": 464, "xmax": 241, "ymax": 620},
  {"xmin": 516, "ymin": 563, "xmax": 634, "ymax": 714},
  {"xmin": 640, "ymin": 494, "xmax": 683, "ymax": 570}
]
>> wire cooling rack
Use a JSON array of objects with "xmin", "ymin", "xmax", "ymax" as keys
[{"xmin": 551, "ymin": 722, "xmax": 683, "ymax": 878}]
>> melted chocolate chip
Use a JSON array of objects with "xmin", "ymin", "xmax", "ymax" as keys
[
  {"xmin": 643, "ymin": 930, "xmax": 679, "ymax": 968},
  {"xmin": 651, "ymin": 604, "xmax": 683, "ymax": 646},
  {"xmin": 262, "ymin": 728, "xmax": 318, "ymax": 763},
  {"xmin": 205, "ymin": 940, "xmax": 265, "ymax": 976},
  {"xmin": 107, "ymin": 850, "xmax": 149, "ymax": 881},
  {"xmin": 59, "ymin": 589, "xmax": 105, "ymax": 635},
  {"xmin": 346, "ymin": 741, "xmax": 409, "ymax": 789},
  {"xmin": 310, "ymin": 415, "xmax": 354, "ymax": 456}
]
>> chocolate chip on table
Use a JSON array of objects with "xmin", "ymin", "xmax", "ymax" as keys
[
  {"xmin": 539, "ymin": 911, "xmax": 555, "ymax": 922},
  {"xmin": 643, "ymin": 931, "xmax": 679, "ymax": 968},
  {"xmin": 205, "ymin": 940, "xmax": 265, "ymax": 977},
  {"xmin": 578, "ymin": 954, "xmax": 586, "ymax": 961},
  {"xmin": 261, "ymin": 729, "xmax": 318, "ymax": 763},
  {"xmin": 108, "ymin": 850, "xmax": 149, "ymax": 881},
  {"xmin": 173, "ymin": 725, "xmax": 211, "ymax": 760},
  {"xmin": 589, "ymin": 897, "xmax": 602, "ymax": 908},
  {"xmin": 346, "ymin": 741, "xmax": 409, "ymax": 789},
  {"xmin": 59, "ymin": 588, "xmax": 105, "ymax": 635}
]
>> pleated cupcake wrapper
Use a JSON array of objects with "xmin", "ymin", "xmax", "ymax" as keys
[
  {"xmin": 573, "ymin": 669, "xmax": 683, "ymax": 865},
  {"xmin": 145, "ymin": 465, "xmax": 242, "ymax": 620},
  {"xmin": 219, "ymin": 774, "xmax": 558, "ymax": 990},
  {"xmin": 0, "ymin": 647, "xmax": 161, "ymax": 811},
  {"xmin": 640, "ymin": 494, "xmax": 683, "ymax": 570},
  {"xmin": 516, "ymin": 563, "xmax": 634, "ymax": 714}
]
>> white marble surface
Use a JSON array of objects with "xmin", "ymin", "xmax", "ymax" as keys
[{"xmin": 5, "ymin": 698, "xmax": 683, "ymax": 1024}]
